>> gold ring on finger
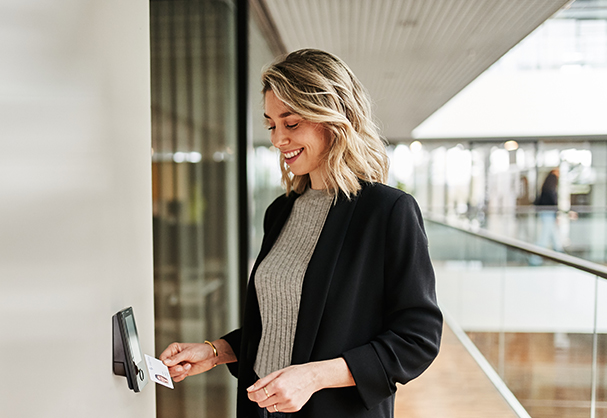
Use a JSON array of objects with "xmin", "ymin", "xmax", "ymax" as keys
[
  {"xmin": 273, "ymin": 404, "xmax": 278, "ymax": 413},
  {"xmin": 263, "ymin": 386, "xmax": 269, "ymax": 398}
]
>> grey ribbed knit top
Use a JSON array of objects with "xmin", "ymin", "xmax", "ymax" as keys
[{"xmin": 253, "ymin": 187, "xmax": 333, "ymax": 378}]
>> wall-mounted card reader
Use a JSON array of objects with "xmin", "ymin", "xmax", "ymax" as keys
[{"xmin": 113, "ymin": 307, "xmax": 149, "ymax": 392}]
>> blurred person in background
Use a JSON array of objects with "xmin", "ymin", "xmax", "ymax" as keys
[{"xmin": 535, "ymin": 169, "xmax": 564, "ymax": 253}]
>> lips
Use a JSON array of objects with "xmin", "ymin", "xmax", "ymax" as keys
[{"xmin": 284, "ymin": 148, "xmax": 303, "ymax": 159}]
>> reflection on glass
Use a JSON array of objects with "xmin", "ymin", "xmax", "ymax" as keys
[{"xmin": 150, "ymin": 1, "xmax": 238, "ymax": 417}]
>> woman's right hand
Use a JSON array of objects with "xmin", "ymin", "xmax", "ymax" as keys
[{"xmin": 159, "ymin": 342, "xmax": 217, "ymax": 382}]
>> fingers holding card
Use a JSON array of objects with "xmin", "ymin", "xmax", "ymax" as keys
[{"xmin": 145, "ymin": 354, "xmax": 174, "ymax": 389}]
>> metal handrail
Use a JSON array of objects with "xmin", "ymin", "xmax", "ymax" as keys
[
  {"xmin": 424, "ymin": 213, "xmax": 607, "ymax": 280},
  {"xmin": 426, "ymin": 205, "xmax": 607, "ymax": 214}
]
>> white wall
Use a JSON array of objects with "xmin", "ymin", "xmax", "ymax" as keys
[{"xmin": 0, "ymin": 1, "xmax": 155, "ymax": 416}]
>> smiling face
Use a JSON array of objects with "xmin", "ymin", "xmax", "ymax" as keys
[{"xmin": 264, "ymin": 90, "xmax": 330, "ymax": 190}]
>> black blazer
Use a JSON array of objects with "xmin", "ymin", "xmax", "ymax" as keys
[{"xmin": 223, "ymin": 182, "xmax": 442, "ymax": 418}]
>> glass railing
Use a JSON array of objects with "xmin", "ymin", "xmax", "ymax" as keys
[
  {"xmin": 488, "ymin": 208, "xmax": 607, "ymax": 266},
  {"xmin": 425, "ymin": 215, "xmax": 607, "ymax": 418},
  {"xmin": 427, "ymin": 206, "xmax": 607, "ymax": 265}
]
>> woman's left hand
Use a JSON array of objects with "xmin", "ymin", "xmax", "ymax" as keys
[
  {"xmin": 247, "ymin": 363, "xmax": 321, "ymax": 413},
  {"xmin": 247, "ymin": 358, "xmax": 355, "ymax": 413}
]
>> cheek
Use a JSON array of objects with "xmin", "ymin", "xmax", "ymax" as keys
[
  {"xmin": 310, "ymin": 126, "xmax": 330, "ymax": 152},
  {"xmin": 319, "ymin": 130, "xmax": 332, "ymax": 154}
]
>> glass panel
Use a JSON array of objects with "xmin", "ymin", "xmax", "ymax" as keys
[
  {"xmin": 427, "ymin": 220, "xmax": 603, "ymax": 417},
  {"xmin": 499, "ymin": 247, "xmax": 596, "ymax": 418},
  {"xmin": 596, "ymin": 277, "xmax": 607, "ymax": 418},
  {"xmin": 427, "ymin": 222, "xmax": 507, "ymax": 372},
  {"xmin": 248, "ymin": 13, "xmax": 282, "ymax": 264},
  {"xmin": 150, "ymin": 1, "xmax": 238, "ymax": 417},
  {"xmin": 458, "ymin": 237, "xmax": 507, "ymax": 376}
]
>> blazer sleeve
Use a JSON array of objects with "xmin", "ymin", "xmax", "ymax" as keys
[
  {"xmin": 341, "ymin": 193, "xmax": 443, "ymax": 410},
  {"xmin": 221, "ymin": 328, "xmax": 242, "ymax": 378}
]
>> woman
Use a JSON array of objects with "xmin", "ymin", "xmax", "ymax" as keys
[
  {"xmin": 535, "ymin": 169, "xmax": 563, "ymax": 252},
  {"xmin": 160, "ymin": 49, "xmax": 442, "ymax": 418}
]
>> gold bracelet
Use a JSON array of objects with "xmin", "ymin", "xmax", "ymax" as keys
[{"xmin": 204, "ymin": 340, "xmax": 218, "ymax": 367}]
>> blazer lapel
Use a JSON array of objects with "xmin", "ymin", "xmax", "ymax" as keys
[{"xmin": 291, "ymin": 192, "xmax": 359, "ymax": 364}]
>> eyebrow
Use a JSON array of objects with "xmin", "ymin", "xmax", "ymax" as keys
[{"xmin": 263, "ymin": 111, "xmax": 293, "ymax": 119}]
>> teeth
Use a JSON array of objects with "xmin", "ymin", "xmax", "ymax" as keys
[{"xmin": 284, "ymin": 148, "xmax": 303, "ymax": 159}]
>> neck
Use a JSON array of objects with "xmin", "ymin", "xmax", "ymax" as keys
[{"xmin": 309, "ymin": 172, "xmax": 327, "ymax": 190}]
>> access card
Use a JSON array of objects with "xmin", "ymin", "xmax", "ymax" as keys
[{"xmin": 145, "ymin": 354, "xmax": 174, "ymax": 389}]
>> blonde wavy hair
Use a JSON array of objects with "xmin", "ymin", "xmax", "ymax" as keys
[{"xmin": 262, "ymin": 48, "xmax": 389, "ymax": 199}]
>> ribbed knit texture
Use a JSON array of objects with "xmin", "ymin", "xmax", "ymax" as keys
[{"xmin": 254, "ymin": 188, "xmax": 333, "ymax": 378}]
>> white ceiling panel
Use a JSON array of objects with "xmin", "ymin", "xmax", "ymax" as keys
[{"xmin": 262, "ymin": 0, "xmax": 571, "ymax": 141}]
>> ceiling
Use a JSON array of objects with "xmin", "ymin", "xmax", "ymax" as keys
[{"xmin": 253, "ymin": 0, "xmax": 572, "ymax": 142}]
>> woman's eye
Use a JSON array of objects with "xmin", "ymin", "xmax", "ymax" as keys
[
  {"xmin": 267, "ymin": 126, "xmax": 276, "ymax": 131},
  {"xmin": 286, "ymin": 123, "xmax": 299, "ymax": 129}
]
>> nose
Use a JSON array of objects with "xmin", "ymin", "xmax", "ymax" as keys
[{"xmin": 271, "ymin": 127, "xmax": 290, "ymax": 148}]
